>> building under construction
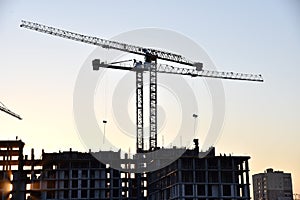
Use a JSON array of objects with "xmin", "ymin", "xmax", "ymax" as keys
[{"xmin": 0, "ymin": 139, "xmax": 251, "ymax": 200}]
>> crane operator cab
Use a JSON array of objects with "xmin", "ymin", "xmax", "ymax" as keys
[{"xmin": 133, "ymin": 59, "xmax": 145, "ymax": 71}]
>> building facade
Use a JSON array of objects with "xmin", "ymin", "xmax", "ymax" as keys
[
  {"xmin": 0, "ymin": 140, "xmax": 26, "ymax": 200},
  {"xmin": 31, "ymin": 150, "xmax": 143, "ymax": 200},
  {"xmin": 1, "ymin": 139, "xmax": 251, "ymax": 200},
  {"xmin": 147, "ymin": 146, "xmax": 251, "ymax": 200},
  {"xmin": 252, "ymin": 168, "xmax": 293, "ymax": 200}
]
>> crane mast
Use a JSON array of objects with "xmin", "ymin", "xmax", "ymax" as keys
[
  {"xmin": 136, "ymin": 68, "xmax": 144, "ymax": 152},
  {"xmin": 21, "ymin": 20, "xmax": 263, "ymax": 153}
]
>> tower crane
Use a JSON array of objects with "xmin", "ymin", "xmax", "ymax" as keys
[
  {"xmin": 0, "ymin": 101, "xmax": 22, "ymax": 120},
  {"xmin": 20, "ymin": 20, "xmax": 263, "ymax": 153}
]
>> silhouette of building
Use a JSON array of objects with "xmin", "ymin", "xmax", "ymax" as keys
[
  {"xmin": 0, "ymin": 139, "xmax": 251, "ymax": 200},
  {"xmin": 252, "ymin": 168, "xmax": 293, "ymax": 200},
  {"xmin": 31, "ymin": 150, "xmax": 144, "ymax": 200},
  {"xmin": 0, "ymin": 140, "xmax": 27, "ymax": 200},
  {"xmin": 147, "ymin": 144, "xmax": 251, "ymax": 199}
]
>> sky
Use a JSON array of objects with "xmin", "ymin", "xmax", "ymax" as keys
[{"xmin": 0, "ymin": 0, "xmax": 300, "ymax": 196}]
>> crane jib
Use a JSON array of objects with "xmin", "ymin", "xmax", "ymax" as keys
[
  {"xmin": 0, "ymin": 105, "xmax": 22, "ymax": 120},
  {"xmin": 20, "ymin": 20, "xmax": 195, "ymax": 67}
]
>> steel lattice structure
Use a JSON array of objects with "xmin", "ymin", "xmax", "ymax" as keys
[
  {"xmin": 21, "ymin": 20, "xmax": 263, "ymax": 153},
  {"xmin": 0, "ymin": 104, "xmax": 22, "ymax": 120},
  {"xmin": 20, "ymin": 20, "xmax": 194, "ymax": 66}
]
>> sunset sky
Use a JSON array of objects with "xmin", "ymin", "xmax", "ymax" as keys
[{"xmin": 0, "ymin": 0, "xmax": 299, "ymax": 196}]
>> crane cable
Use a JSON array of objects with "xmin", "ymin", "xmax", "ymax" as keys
[{"xmin": 102, "ymin": 69, "xmax": 108, "ymax": 144}]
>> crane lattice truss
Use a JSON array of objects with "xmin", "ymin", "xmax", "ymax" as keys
[
  {"xmin": 20, "ymin": 20, "xmax": 263, "ymax": 153},
  {"xmin": 0, "ymin": 104, "xmax": 22, "ymax": 120}
]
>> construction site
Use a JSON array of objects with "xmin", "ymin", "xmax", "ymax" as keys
[
  {"xmin": 0, "ymin": 20, "xmax": 264, "ymax": 200},
  {"xmin": 0, "ymin": 139, "xmax": 252, "ymax": 200}
]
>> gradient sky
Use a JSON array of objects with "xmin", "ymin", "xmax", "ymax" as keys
[{"xmin": 0, "ymin": 0, "xmax": 299, "ymax": 196}]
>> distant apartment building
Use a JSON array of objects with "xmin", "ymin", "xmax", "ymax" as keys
[
  {"xmin": 252, "ymin": 168, "xmax": 293, "ymax": 200},
  {"xmin": 0, "ymin": 139, "xmax": 251, "ymax": 200}
]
